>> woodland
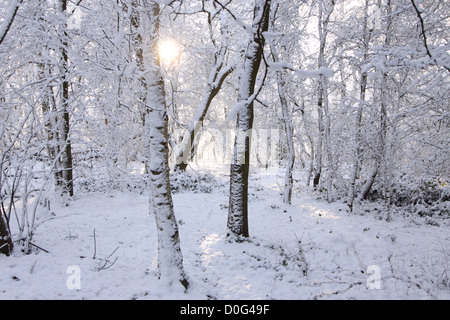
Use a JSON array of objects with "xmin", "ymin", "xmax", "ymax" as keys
[{"xmin": 0, "ymin": 0, "xmax": 448, "ymax": 300}]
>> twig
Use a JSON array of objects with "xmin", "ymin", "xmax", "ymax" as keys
[
  {"xmin": 0, "ymin": 0, "xmax": 24, "ymax": 46},
  {"xmin": 98, "ymin": 256, "xmax": 118, "ymax": 271},
  {"xmin": 411, "ymin": 0, "xmax": 450, "ymax": 73},
  {"xmin": 311, "ymin": 281, "xmax": 364, "ymax": 300},
  {"xmin": 64, "ymin": 227, "xmax": 78, "ymax": 240},
  {"xmin": 96, "ymin": 246, "xmax": 120, "ymax": 272},
  {"xmin": 29, "ymin": 242, "xmax": 50, "ymax": 254},
  {"xmin": 105, "ymin": 246, "xmax": 120, "ymax": 260},
  {"xmin": 93, "ymin": 228, "xmax": 96, "ymax": 259},
  {"xmin": 30, "ymin": 260, "xmax": 38, "ymax": 274}
]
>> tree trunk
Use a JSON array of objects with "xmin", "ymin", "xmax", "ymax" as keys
[
  {"xmin": 378, "ymin": 0, "xmax": 393, "ymax": 220},
  {"xmin": 281, "ymin": 88, "xmax": 295, "ymax": 205},
  {"xmin": 347, "ymin": 0, "xmax": 371, "ymax": 213},
  {"xmin": 58, "ymin": 0, "xmax": 74, "ymax": 197},
  {"xmin": 356, "ymin": 164, "xmax": 378, "ymax": 203},
  {"xmin": 0, "ymin": 212, "xmax": 13, "ymax": 256},
  {"xmin": 316, "ymin": 0, "xmax": 334, "ymax": 202},
  {"xmin": 271, "ymin": 46, "xmax": 295, "ymax": 204},
  {"xmin": 227, "ymin": 0, "xmax": 271, "ymax": 239},
  {"xmin": 347, "ymin": 69, "xmax": 368, "ymax": 212},
  {"xmin": 142, "ymin": 0, "xmax": 188, "ymax": 290},
  {"xmin": 40, "ymin": 61, "xmax": 64, "ymax": 189},
  {"xmin": 314, "ymin": 86, "xmax": 323, "ymax": 192}
]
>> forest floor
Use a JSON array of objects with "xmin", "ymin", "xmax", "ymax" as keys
[{"xmin": 0, "ymin": 165, "xmax": 449, "ymax": 300}]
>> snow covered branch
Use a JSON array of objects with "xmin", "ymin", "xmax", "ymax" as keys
[
  {"xmin": 267, "ymin": 61, "xmax": 335, "ymax": 79},
  {"xmin": 0, "ymin": 0, "xmax": 24, "ymax": 46},
  {"xmin": 411, "ymin": 0, "xmax": 450, "ymax": 73}
]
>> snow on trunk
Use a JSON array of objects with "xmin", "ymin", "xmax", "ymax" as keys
[
  {"xmin": 278, "ymin": 74, "xmax": 295, "ymax": 205},
  {"xmin": 227, "ymin": 0, "xmax": 271, "ymax": 239},
  {"xmin": 271, "ymin": 44, "xmax": 295, "ymax": 204},
  {"xmin": 58, "ymin": 0, "xmax": 74, "ymax": 197},
  {"xmin": 142, "ymin": 0, "xmax": 188, "ymax": 290},
  {"xmin": 316, "ymin": 0, "xmax": 335, "ymax": 202},
  {"xmin": 0, "ymin": 212, "xmax": 13, "ymax": 256},
  {"xmin": 347, "ymin": 0, "xmax": 371, "ymax": 213}
]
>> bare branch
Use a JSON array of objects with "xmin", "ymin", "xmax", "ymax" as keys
[
  {"xmin": 411, "ymin": 0, "xmax": 450, "ymax": 72},
  {"xmin": 0, "ymin": 0, "xmax": 24, "ymax": 46}
]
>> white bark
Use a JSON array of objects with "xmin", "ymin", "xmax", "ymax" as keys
[
  {"xmin": 271, "ymin": 45, "xmax": 295, "ymax": 204},
  {"xmin": 142, "ymin": 0, "xmax": 188, "ymax": 289},
  {"xmin": 57, "ymin": 0, "xmax": 74, "ymax": 197},
  {"xmin": 317, "ymin": 0, "xmax": 334, "ymax": 202},
  {"xmin": 347, "ymin": 0, "xmax": 371, "ymax": 212}
]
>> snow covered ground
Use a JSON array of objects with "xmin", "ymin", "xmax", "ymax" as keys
[{"xmin": 1, "ymin": 166, "xmax": 449, "ymax": 300}]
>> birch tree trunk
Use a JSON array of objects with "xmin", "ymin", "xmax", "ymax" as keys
[
  {"xmin": 142, "ymin": 0, "xmax": 189, "ymax": 289},
  {"xmin": 271, "ymin": 46, "xmax": 295, "ymax": 204},
  {"xmin": 376, "ymin": 0, "xmax": 393, "ymax": 220},
  {"xmin": 39, "ymin": 60, "xmax": 64, "ymax": 190},
  {"xmin": 314, "ymin": 82, "xmax": 324, "ymax": 191},
  {"xmin": 58, "ymin": 0, "xmax": 74, "ymax": 197},
  {"xmin": 316, "ymin": 0, "xmax": 334, "ymax": 202},
  {"xmin": 349, "ymin": 0, "xmax": 393, "ymax": 212},
  {"xmin": 227, "ymin": 0, "xmax": 271, "ymax": 239},
  {"xmin": 347, "ymin": 0, "xmax": 371, "ymax": 212},
  {"xmin": 279, "ymin": 74, "xmax": 295, "ymax": 205}
]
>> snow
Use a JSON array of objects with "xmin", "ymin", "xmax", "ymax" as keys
[
  {"xmin": 267, "ymin": 61, "xmax": 335, "ymax": 79},
  {"xmin": 155, "ymin": 0, "xmax": 176, "ymax": 5},
  {"xmin": 296, "ymin": 66, "xmax": 335, "ymax": 79},
  {"xmin": 1, "ymin": 165, "xmax": 448, "ymax": 300},
  {"xmin": 227, "ymin": 101, "xmax": 248, "ymax": 121},
  {"xmin": 0, "ymin": 0, "xmax": 21, "ymax": 45}
]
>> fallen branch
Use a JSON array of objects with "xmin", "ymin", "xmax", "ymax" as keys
[
  {"xmin": 311, "ymin": 281, "xmax": 364, "ymax": 300},
  {"xmin": 29, "ymin": 242, "xmax": 50, "ymax": 254},
  {"xmin": 96, "ymin": 246, "xmax": 120, "ymax": 272},
  {"xmin": 93, "ymin": 228, "xmax": 97, "ymax": 259}
]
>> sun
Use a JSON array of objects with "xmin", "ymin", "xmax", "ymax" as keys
[{"xmin": 158, "ymin": 39, "xmax": 180, "ymax": 66}]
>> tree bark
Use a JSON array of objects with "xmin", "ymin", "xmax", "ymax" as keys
[
  {"xmin": 271, "ymin": 46, "xmax": 295, "ymax": 204},
  {"xmin": 347, "ymin": 0, "xmax": 371, "ymax": 212},
  {"xmin": 316, "ymin": 0, "xmax": 334, "ymax": 202},
  {"xmin": 39, "ymin": 62, "xmax": 63, "ymax": 186},
  {"xmin": 0, "ymin": 212, "xmax": 13, "ymax": 256},
  {"xmin": 227, "ymin": 0, "xmax": 271, "ymax": 239},
  {"xmin": 356, "ymin": 164, "xmax": 378, "ymax": 203},
  {"xmin": 377, "ymin": 0, "xmax": 393, "ymax": 219},
  {"xmin": 58, "ymin": 0, "xmax": 74, "ymax": 197},
  {"xmin": 142, "ymin": 0, "xmax": 188, "ymax": 289}
]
